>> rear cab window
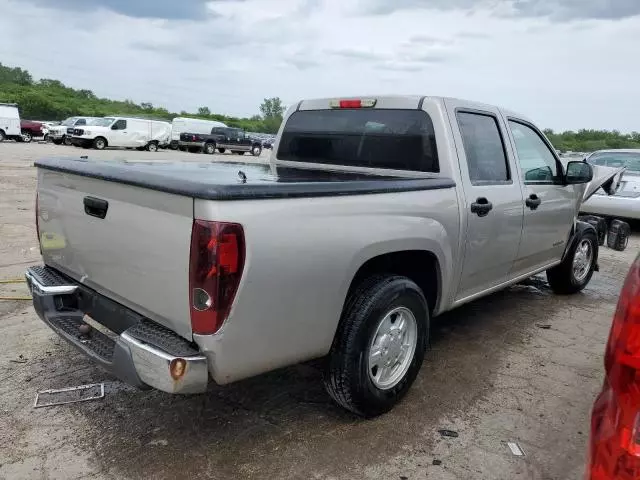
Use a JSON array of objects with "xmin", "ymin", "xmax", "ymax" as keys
[{"xmin": 277, "ymin": 108, "xmax": 439, "ymax": 172}]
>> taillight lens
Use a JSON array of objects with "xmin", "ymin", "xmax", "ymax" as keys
[
  {"xmin": 188, "ymin": 220, "xmax": 245, "ymax": 335},
  {"xmin": 589, "ymin": 255, "xmax": 640, "ymax": 479}
]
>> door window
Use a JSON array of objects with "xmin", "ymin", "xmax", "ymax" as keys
[
  {"xmin": 112, "ymin": 119, "xmax": 127, "ymax": 130},
  {"xmin": 508, "ymin": 121, "xmax": 560, "ymax": 184},
  {"xmin": 76, "ymin": 119, "xmax": 86, "ymax": 126},
  {"xmin": 457, "ymin": 112, "xmax": 510, "ymax": 184}
]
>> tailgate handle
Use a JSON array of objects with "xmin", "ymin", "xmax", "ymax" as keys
[{"xmin": 83, "ymin": 196, "xmax": 109, "ymax": 219}]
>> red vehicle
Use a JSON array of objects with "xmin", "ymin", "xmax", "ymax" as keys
[
  {"xmin": 588, "ymin": 252, "xmax": 640, "ymax": 479},
  {"xmin": 19, "ymin": 119, "xmax": 45, "ymax": 143}
]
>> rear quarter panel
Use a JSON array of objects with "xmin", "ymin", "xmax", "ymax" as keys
[{"xmin": 193, "ymin": 188, "xmax": 459, "ymax": 384}]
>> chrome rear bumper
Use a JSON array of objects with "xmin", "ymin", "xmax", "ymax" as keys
[{"xmin": 25, "ymin": 265, "xmax": 208, "ymax": 394}]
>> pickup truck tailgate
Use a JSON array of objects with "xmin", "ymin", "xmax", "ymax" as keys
[{"xmin": 37, "ymin": 168, "xmax": 194, "ymax": 339}]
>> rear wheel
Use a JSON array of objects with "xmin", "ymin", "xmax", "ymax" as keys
[
  {"xmin": 232, "ymin": 151, "xmax": 244, "ymax": 155},
  {"xmin": 52, "ymin": 138, "xmax": 62, "ymax": 145},
  {"xmin": 169, "ymin": 143, "xmax": 179, "ymax": 150},
  {"xmin": 93, "ymin": 137, "xmax": 107, "ymax": 150},
  {"xmin": 146, "ymin": 141, "xmax": 158, "ymax": 152},
  {"xmin": 203, "ymin": 143, "xmax": 216, "ymax": 154},
  {"xmin": 218, "ymin": 148, "xmax": 226, "ymax": 154},
  {"xmin": 0, "ymin": 129, "xmax": 5, "ymax": 142},
  {"xmin": 21, "ymin": 131, "xmax": 33, "ymax": 143},
  {"xmin": 251, "ymin": 145, "xmax": 262, "ymax": 156},
  {"xmin": 324, "ymin": 275, "xmax": 428, "ymax": 417},
  {"xmin": 547, "ymin": 230, "xmax": 597, "ymax": 294}
]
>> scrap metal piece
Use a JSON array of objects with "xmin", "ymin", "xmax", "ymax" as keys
[
  {"xmin": 507, "ymin": 441, "xmax": 525, "ymax": 457},
  {"xmin": 34, "ymin": 383, "xmax": 105, "ymax": 408}
]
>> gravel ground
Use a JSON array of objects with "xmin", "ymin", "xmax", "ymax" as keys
[{"xmin": 0, "ymin": 141, "xmax": 638, "ymax": 480}]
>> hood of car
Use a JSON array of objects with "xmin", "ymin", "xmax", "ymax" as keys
[{"xmin": 582, "ymin": 165, "xmax": 627, "ymax": 203}]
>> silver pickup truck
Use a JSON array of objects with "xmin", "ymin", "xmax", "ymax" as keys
[{"xmin": 26, "ymin": 96, "xmax": 621, "ymax": 417}]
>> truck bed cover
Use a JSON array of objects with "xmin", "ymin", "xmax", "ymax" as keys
[{"xmin": 35, "ymin": 157, "xmax": 456, "ymax": 201}]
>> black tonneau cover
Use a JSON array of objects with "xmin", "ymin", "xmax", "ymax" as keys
[{"xmin": 35, "ymin": 157, "xmax": 455, "ymax": 201}]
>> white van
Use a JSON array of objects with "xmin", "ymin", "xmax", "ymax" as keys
[
  {"xmin": 169, "ymin": 117, "xmax": 227, "ymax": 149},
  {"xmin": 0, "ymin": 103, "xmax": 21, "ymax": 142},
  {"xmin": 70, "ymin": 117, "xmax": 172, "ymax": 151}
]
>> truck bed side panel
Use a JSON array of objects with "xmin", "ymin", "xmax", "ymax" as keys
[{"xmin": 193, "ymin": 187, "xmax": 459, "ymax": 384}]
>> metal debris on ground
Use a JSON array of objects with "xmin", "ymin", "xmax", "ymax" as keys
[
  {"xmin": 536, "ymin": 324, "xmax": 552, "ymax": 329},
  {"xmin": 432, "ymin": 459, "xmax": 442, "ymax": 466},
  {"xmin": 34, "ymin": 383, "xmax": 105, "ymax": 408},
  {"xmin": 507, "ymin": 441, "xmax": 525, "ymax": 457},
  {"xmin": 438, "ymin": 429, "xmax": 459, "ymax": 438}
]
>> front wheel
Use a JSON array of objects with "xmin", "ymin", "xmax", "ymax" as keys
[
  {"xmin": 93, "ymin": 137, "xmax": 107, "ymax": 150},
  {"xmin": 0, "ymin": 129, "xmax": 5, "ymax": 142},
  {"xmin": 63, "ymin": 135, "xmax": 72, "ymax": 146},
  {"xmin": 251, "ymin": 145, "xmax": 262, "ymax": 156},
  {"xmin": 52, "ymin": 138, "xmax": 62, "ymax": 145},
  {"xmin": 547, "ymin": 230, "xmax": 598, "ymax": 294},
  {"xmin": 324, "ymin": 275, "xmax": 428, "ymax": 417},
  {"xmin": 203, "ymin": 143, "xmax": 216, "ymax": 154},
  {"xmin": 217, "ymin": 148, "xmax": 226, "ymax": 154},
  {"xmin": 21, "ymin": 131, "xmax": 33, "ymax": 143}
]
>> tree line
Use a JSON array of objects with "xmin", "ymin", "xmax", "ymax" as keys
[
  {"xmin": 1, "ymin": 62, "xmax": 639, "ymax": 149},
  {"xmin": 0, "ymin": 63, "xmax": 284, "ymax": 133}
]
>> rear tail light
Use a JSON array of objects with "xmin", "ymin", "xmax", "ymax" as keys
[
  {"xmin": 188, "ymin": 220, "xmax": 245, "ymax": 335},
  {"xmin": 589, "ymin": 255, "xmax": 640, "ymax": 479}
]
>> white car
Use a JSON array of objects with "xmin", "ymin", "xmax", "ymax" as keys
[
  {"xmin": 580, "ymin": 149, "xmax": 640, "ymax": 220},
  {"xmin": 48, "ymin": 117, "xmax": 98, "ymax": 145},
  {"xmin": 70, "ymin": 117, "xmax": 172, "ymax": 151}
]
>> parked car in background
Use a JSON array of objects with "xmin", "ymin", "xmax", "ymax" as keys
[
  {"xmin": 179, "ymin": 126, "xmax": 263, "ymax": 156},
  {"xmin": 581, "ymin": 149, "xmax": 640, "ymax": 220},
  {"xmin": 0, "ymin": 102, "xmax": 21, "ymax": 142},
  {"xmin": 19, "ymin": 119, "xmax": 46, "ymax": 143},
  {"xmin": 70, "ymin": 117, "xmax": 171, "ymax": 151},
  {"xmin": 26, "ymin": 95, "xmax": 622, "ymax": 417},
  {"xmin": 170, "ymin": 117, "xmax": 227, "ymax": 150},
  {"xmin": 587, "ymin": 252, "xmax": 640, "ymax": 480},
  {"xmin": 48, "ymin": 117, "xmax": 98, "ymax": 145}
]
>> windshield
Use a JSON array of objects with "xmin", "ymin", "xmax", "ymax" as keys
[
  {"xmin": 588, "ymin": 152, "xmax": 640, "ymax": 173},
  {"xmin": 87, "ymin": 117, "xmax": 115, "ymax": 127},
  {"xmin": 277, "ymin": 109, "xmax": 439, "ymax": 172},
  {"xmin": 61, "ymin": 117, "xmax": 78, "ymax": 126}
]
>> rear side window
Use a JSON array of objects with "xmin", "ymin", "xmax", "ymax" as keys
[
  {"xmin": 76, "ymin": 119, "xmax": 86, "ymax": 126},
  {"xmin": 457, "ymin": 112, "xmax": 510, "ymax": 184},
  {"xmin": 277, "ymin": 109, "xmax": 439, "ymax": 172}
]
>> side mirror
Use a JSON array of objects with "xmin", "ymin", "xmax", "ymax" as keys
[{"xmin": 565, "ymin": 161, "xmax": 593, "ymax": 184}]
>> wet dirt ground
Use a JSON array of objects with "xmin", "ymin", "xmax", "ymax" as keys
[{"xmin": 1, "ymin": 142, "xmax": 638, "ymax": 480}]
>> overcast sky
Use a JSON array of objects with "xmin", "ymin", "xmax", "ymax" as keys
[{"xmin": 0, "ymin": 0, "xmax": 638, "ymax": 131}]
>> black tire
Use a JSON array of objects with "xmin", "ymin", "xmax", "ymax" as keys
[
  {"xmin": 169, "ymin": 143, "xmax": 179, "ymax": 150},
  {"xmin": 547, "ymin": 230, "xmax": 598, "ymax": 294},
  {"xmin": 251, "ymin": 145, "xmax": 262, "ymax": 157},
  {"xmin": 146, "ymin": 141, "xmax": 158, "ymax": 152},
  {"xmin": 93, "ymin": 137, "xmax": 107, "ymax": 150},
  {"xmin": 232, "ymin": 151, "xmax": 244, "ymax": 155},
  {"xmin": 136, "ymin": 146, "xmax": 146, "ymax": 151},
  {"xmin": 203, "ymin": 143, "xmax": 216, "ymax": 155},
  {"xmin": 21, "ymin": 131, "xmax": 33, "ymax": 143},
  {"xmin": 217, "ymin": 148, "xmax": 226, "ymax": 154},
  {"xmin": 324, "ymin": 275, "xmax": 429, "ymax": 417},
  {"xmin": 0, "ymin": 129, "xmax": 5, "ymax": 142},
  {"xmin": 52, "ymin": 138, "xmax": 62, "ymax": 145},
  {"xmin": 63, "ymin": 135, "xmax": 72, "ymax": 146},
  {"xmin": 179, "ymin": 146, "xmax": 187, "ymax": 152},
  {"xmin": 607, "ymin": 220, "xmax": 630, "ymax": 252},
  {"xmin": 188, "ymin": 147, "xmax": 200, "ymax": 153}
]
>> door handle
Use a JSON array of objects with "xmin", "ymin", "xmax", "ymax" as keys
[
  {"xmin": 83, "ymin": 196, "xmax": 109, "ymax": 219},
  {"xmin": 470, "ymin": 197, "xmax": 493, "ymax": 217},
  {"xmin": 526, "ymin": 194, "xmax": 542, "ymax": 210}
]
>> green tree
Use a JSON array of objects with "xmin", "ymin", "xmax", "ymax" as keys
[
  {"xmin": 198, "ymin": 106, "xmax": 211, "ymax": 116},
  {"xmin": 259, "ymin": 97, "xmax": 285, "ymax": 119}
]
